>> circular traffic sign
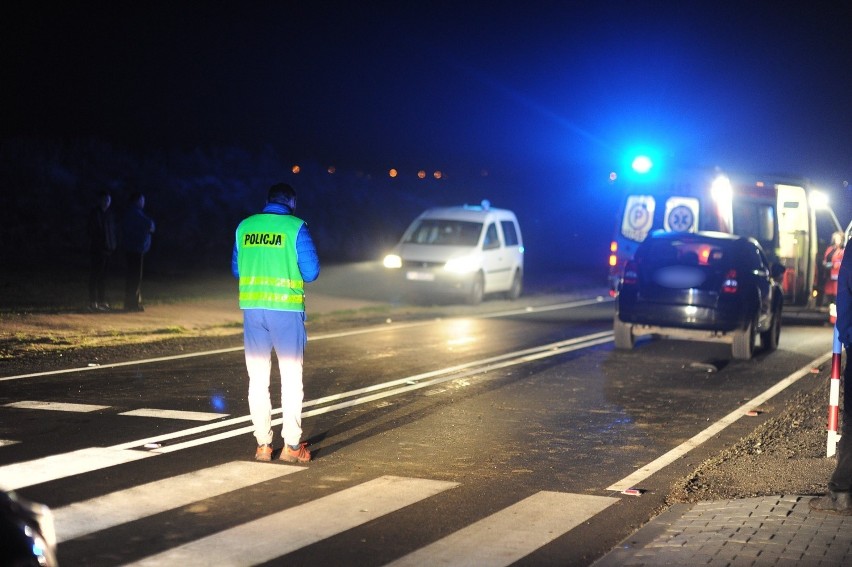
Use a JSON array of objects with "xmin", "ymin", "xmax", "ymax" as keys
[
  {"xmin": 628, "ymin": 203, "xmax": 652, "ymax": 231},
  {"xmin": 667, "ymin": 205, "xmax": 694, "ymax": 232}
]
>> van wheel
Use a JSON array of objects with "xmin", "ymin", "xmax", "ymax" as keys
[
  {"xmin": 613, "ymin": 314, "xmax": 634, "ymax": 350},
  {"xmin": 467, "ymin": 272, "xmax": 484, "ymax": 305},
  {"xmin": 760, "ymin": 305, "xmax": 782, "ymax": 352},
  {"xmin": 506, "ymin": 270, "xmax": 523, "ymax": 300},
  {"xmin": 732, "ymin": 318, "xmax": 756, "ymax": 360}
]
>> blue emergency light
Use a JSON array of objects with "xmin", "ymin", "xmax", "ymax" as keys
[{"xmin": 631, "ymin": 155, "xmax": 653, "ymax": 174}]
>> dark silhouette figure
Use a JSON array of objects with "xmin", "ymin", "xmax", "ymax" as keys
[
  {"xmin": 87, "ymin": 191, "xmax": 117, "ymax": 311},
  {"xmin": 122, "ymin": 192, "xmax": 155, "ymax": 312}
]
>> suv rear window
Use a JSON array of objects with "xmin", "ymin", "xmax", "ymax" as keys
[{"xmin": 641, "ymin": 239, "xmax": 730, "ymax": 269}]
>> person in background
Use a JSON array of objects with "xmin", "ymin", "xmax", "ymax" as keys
[
  {"xmin": 811, "ymin": 241, "xmax": 852, "ymax": 515},
  {"xmin": 232, "ymin": 183, "xmax": 320, "ymax": 463},
  {"xmin": 122, "ymin": 192, "xmax": 155, "ymax": 312},
  {"xmin": 86, "ymin": 190, "xmax": 117, "ymax": 311},
  {"xmin": 822, "ymin": 231, "xmax": 845, "ymax": 307}
]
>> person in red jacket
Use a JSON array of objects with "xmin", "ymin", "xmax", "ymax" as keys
[{"xmin": 823, "ymin": 231, "xmax": 845, "ymax": 306}]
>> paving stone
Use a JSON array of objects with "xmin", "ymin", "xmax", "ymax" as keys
[{"xmin": 593, "ymin": 495, "xmax": 852, "ymax": 567}]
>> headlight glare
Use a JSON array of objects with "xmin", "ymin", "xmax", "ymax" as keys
[
  {"xmin": 444, "ymin": 255, "xmax": 479, "ymax": 274},
  {"xmin": 383, "ymin": 254, "xmax": 402, "ymax": 269}
]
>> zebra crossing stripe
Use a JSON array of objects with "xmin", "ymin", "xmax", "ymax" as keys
[
  {"xmin": 0, "ymin": 447, "xmax": 154, "ymax": 491},
  {"xmin": 4, "ymin": 401, "xmax": 110, "ymax": 412},
  {"xmin": 119, "ymin": 408, "xmax": 227, "ymax": 421},
  {"xmin": 54, "ymin": 461, "xmax": 303, "ymax": 542},
  {"xmin": 385, "ymin": 491, "xmax": 619, "ymax": 567},
  {"xmin": 2, "ymin": 402, "xmax": 226, "ymax": 421},
  {"xmin": 125, "ymin": 475, "xmax": 458, "ymax": 566}
]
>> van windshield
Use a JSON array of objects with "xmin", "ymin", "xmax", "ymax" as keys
[{"xmin": 404, "ymin": 220, "xmax": 483, "ymax": 246}]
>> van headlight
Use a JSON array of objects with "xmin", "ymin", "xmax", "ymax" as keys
[
  {"xmin": 444, "ymin": 255, "xmax": 479, "ymax": 274},
  {"xmin": 383, "ymin": 254, "xmax": 402, "ymax": 269}
]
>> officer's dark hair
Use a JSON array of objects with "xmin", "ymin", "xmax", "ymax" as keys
[
  {"xmin": 129, "ymin": 191, "xmax": 144, "ymax": 203},
  {"xmin": 267, "ymin": 183, "xmax": 296, "ymax": 205}
]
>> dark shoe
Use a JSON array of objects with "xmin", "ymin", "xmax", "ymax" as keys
[
  {"xmin": 96, "ymin": 303, "xmax": 111, "ymax": 312},
  {"xmin": 254, "ymin": 444, "xmax": 272, "ymax": 462},
  {"xmin": 280, "ymin": 442, "xmax": 311, "ymax": 463},
  {"xmin": 809, "ymin": 491, "xmax": 852, "ymax": 515}
]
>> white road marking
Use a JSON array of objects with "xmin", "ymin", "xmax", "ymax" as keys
[
  {"xmin": 0, "ymin": 447, "xmax": 154, "ymax": 491},
  {"xmin": 0, "ymin": 298, "xmax": 609, "ymax": 382},
  {"xmin": 386, "ymin": 492, "xmax": 618, "ymax": 567},
  {"xmin": 4, "ymin": 401, "xmax": 110, "ymax": 412},
  {"xmin": 607, "ymin": 351, "xmax": 833, "ymax": 492},
  {"xmin": 54, "ymin": 461, "xmax": 302, "ymax": 542},
  {"xmin": 0, "ymin": 331, "xmax": 615, "ymax": 484},
  {"xmin": 126, "ymin": 475, "xmax": 458, "ymax": 566},
  {"xmin": 301, "ymin": 330, "xmax": 614, "ymax": 409},
  {"xmin": 119, "ymin": 408, "xmax": 228, "ymax": 421},
  {"xmin": 128, "ymin": 332, "xmax": 616, "ymax": 454},
  {"xmin": 0, "ymin": 347, "xmax": 245, "ymax": 382},
  {"xmin": 0, "ymin": 439, "xmax": 19, "ymax": 447}
]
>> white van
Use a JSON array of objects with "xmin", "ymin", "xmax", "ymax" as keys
[{"xmin": 383, "ymin": 201, "xmax": 524, "ymax": 304}]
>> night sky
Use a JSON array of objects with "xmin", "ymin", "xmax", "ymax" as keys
[{"xmin": 3, "ymin": 1, "xmax": 851, "ymax": 214}]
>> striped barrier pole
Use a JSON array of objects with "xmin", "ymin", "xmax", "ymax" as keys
[{"xmin": 827, "ymin": 326, "xmax": 843, "ymax": 458}]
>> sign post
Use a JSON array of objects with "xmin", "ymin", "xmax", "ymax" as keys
[{"xmin": 827, "ymin": 326, "xmax": 843, "ymax": 457}]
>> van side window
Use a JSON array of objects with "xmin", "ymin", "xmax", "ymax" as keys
[
  {"xmin": 483, "ymin": 223, "xmax": 500, "ymax": 250},
  {"xmin": 501, "ymin": 221, "xmax": 519, "ymax": 246}
]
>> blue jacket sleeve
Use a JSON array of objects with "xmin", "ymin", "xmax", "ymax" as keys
[
  {"xmin": 231, "ymin": 237, "xmax": 240, "ymax": 279},
  {"xmin": 296, "ymin": 223, "xmax": 320, "ymax": 282},
  {"xmin": 837, "ymin": 252, "xmax": 852, "ymax": 347}
]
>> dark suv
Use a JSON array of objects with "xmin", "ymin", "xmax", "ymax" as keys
[{"xmin": 614, "ymin": 231, "xmax": 785, "ymax": 360}]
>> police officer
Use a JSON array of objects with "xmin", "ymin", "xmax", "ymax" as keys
[
  {"xmin": 811, "ymin": 237, "xmax": 852, "ymax": 515},
  {"xmin": 232, "ymin": 183, "xmax": 320, "ymax": 463}
]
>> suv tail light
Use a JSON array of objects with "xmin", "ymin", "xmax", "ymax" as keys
[
  {"xmin": 623, "ymin": 260, "xmax": 638, "ymax": 285},
  {"xmin": 722, "ymin": 269, "xmax": 738, "ymax": 293}
]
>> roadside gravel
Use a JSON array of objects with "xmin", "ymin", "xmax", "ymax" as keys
[{"xmin": 668, "ymin": 378, "xmax": 837, "ymax": 503}]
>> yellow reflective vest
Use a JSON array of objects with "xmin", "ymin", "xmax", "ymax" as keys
[{"xmin": 235, "ymin": 213, "xmax": 305, "ymax": 311}]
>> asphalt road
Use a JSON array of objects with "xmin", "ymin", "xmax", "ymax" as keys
[{"xmin": 0, "ymin": 275, "xmax": 835, "ymax": 566}]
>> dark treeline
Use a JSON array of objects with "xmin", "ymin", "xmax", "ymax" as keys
[{"xmin": 0, "ymin": 138, "xmax": 504, "ymax": 274}]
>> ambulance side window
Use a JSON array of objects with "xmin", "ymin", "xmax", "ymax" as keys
[{"xmin": 483, "ymin": 223, "xmax": 500, "ymax": 250}]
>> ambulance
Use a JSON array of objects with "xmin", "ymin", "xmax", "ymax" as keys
[
  {"xmin": 383, "ymin": 201, "xmax": 524, "ymax": 304},
  {"xmin": 608, "ymin": 166, "xmax": 843, "ymax": 309}
]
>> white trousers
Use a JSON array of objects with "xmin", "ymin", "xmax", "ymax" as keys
[{"xmin": 243, "ymin": 309, "xmax": 306, "ymax": 447}]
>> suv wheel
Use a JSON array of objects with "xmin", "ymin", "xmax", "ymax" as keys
[
  {"xmin": 760, "ymin": 305, "xmax": 781, "ymax": 352},
  {"xmin": 732, "ymin": 318, "xmax": 756, "ymax": 360},
  {"xmin": 613, "ymin": 314, "xmax": 635, "ymax": 349}
]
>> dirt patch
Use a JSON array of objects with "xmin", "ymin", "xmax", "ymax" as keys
[{"xmin": 669, "ymin": 379, "xmax": 837, "ymax": 503}]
